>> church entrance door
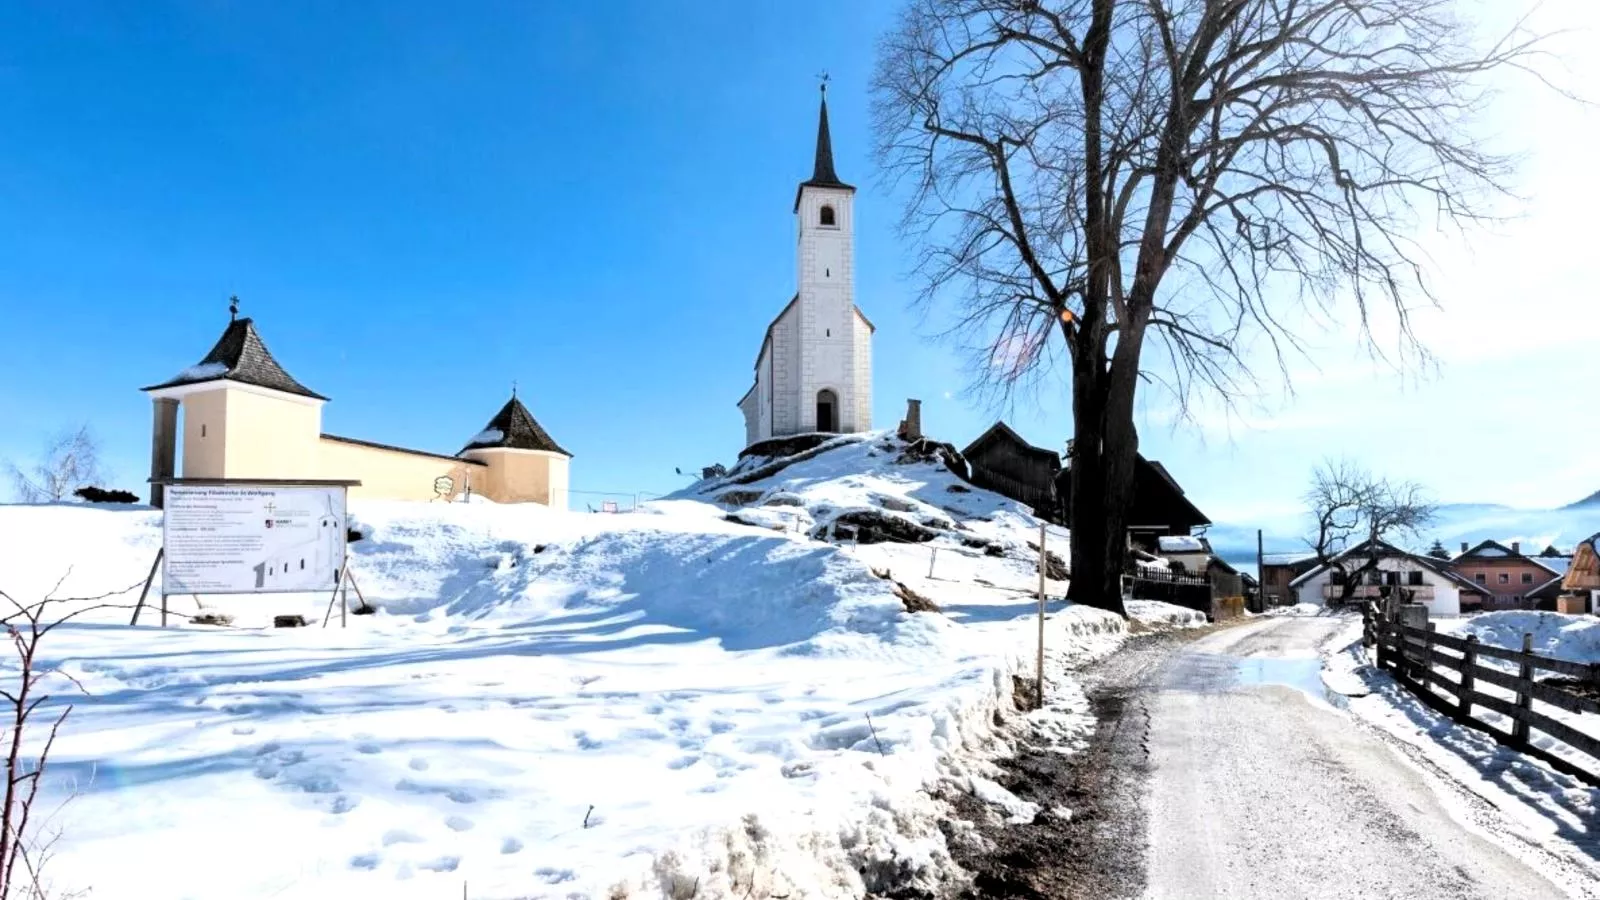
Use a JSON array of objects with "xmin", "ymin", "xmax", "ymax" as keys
[{"xmin": 816, "ymin": 389, "xmax": 838, "ymax": 433}]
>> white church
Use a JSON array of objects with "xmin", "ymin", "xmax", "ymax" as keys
[{"xmin": 738, "ymin": 88, "xmax": 874, "ymax": 447}]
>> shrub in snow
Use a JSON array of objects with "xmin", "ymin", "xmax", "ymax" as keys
[
  {"xmin": 819, "ymin": 510, "xmax": 940, "ymax": 544},
  {"xmin": 73, "ymin": 486, "xmax": 138, "ymax": 504}
]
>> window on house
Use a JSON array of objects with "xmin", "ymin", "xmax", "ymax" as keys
[
  {"xmin": 820, "ymin": 205, "xmax": 836, "ymax": 226},
  {"xmin": 1408, "ymin": 571, "xmax": 1424, "ymax": 586},
  {"xmin": 1521, "ymin": 572, "xmax": 1534, "ymax": 584},
  {"xmin": 1383, "ymin": 571, "xmax": 1399, "ymax": 586},
  {"xmin": 1498, "ymin": 573, "xmax": 1510, "ymax": 585},
  {"xmin": 1474, "ymin": 573, "xmax": 1486, "ymax": 585},
  {"xmin": 1367, "ymin": 571, "xmax": 1383, "ymax": 586},
  {"xmin": 1330, "ymin": 571, "xmax": 1346, "ymax": 585}
]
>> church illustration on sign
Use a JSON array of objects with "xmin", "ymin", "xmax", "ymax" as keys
[
  {"xmin": 141, "ymin": 312, "xmax": 571, "ymax": 507},
  {"xmin": 738, "ymin": 87, "xmax": 874, "ymax": 446}
]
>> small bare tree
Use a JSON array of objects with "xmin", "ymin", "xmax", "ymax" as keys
[
  {"xmin": 0, "ymin": 570, "xmax": 138, "ymax": 900},
  {"xmin": 1303, "ymin": 459, "xmax": 1434, "ymax": 608},
  {"xmin": 6, "ymin": 429, "xmax": 103, "ymax": 505},
  {"xmin": 873, "ymin": 0, "xmax": 1552, "ymax": 613}
]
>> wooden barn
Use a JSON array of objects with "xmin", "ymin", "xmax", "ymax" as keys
[
  {"xmin": 961, "ymin": 421, "xmax": 1061, "ymax": 518},
  {"xmin": 1055, "ymin": 453, "xmax": 1211, "ymax": 550},
  {"xmin": 1559, "ymin": 532, "xmax": 1600, "ymax": 614}
]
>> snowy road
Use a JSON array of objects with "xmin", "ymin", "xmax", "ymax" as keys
[{"xmin": 1142, "ymin": 616, "xmax": 1574, "ymax": 900}]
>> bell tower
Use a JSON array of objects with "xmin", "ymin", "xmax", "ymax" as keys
[{"xmin": 793, "ymin": 82, "xmax": 866, "ymax": 433}]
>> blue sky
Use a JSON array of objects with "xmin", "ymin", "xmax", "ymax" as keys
[{"xmin": 1, "ymin": 1, "xmax": 1597, "ymax": 535}]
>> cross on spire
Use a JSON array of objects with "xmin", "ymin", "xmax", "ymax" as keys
[
  {"xmin": 228, "ymin": 295, "xmax": 240, "ymax": 321},
  {"xmin": 816, "ymin": 70, "xmax": 830, "ymax": 95}
]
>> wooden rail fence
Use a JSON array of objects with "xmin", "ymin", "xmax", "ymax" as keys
[{"xmin": 1363, "ymin": 604, "xmax": 1600, "ymax": 786}]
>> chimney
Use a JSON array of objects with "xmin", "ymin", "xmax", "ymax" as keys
[
  {"xmin": 896, "ymin": 399, "xmax": 923, "ymax": 441},
  {"xmin": 1460, "ymin": 542, "xmax": 1468, "ymax": 553},
  {"xmin": 1512, "ymin": 541, "xmax": 1521, "ymax": 554}
]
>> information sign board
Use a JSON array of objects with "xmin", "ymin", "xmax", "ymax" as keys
[{"xmin": 163, "ymin": 484, "xmax": 348, "ymax": 595}]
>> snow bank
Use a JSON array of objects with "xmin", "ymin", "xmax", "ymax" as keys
[
  {"xmin": 1457, "ymin": 611, "xmax": 1600, "ymax": 664},
  {"xmin": 0, "ymin": 433, "xmax": 1138, "ymax": 900},
  {"xmin": 1127, "ymin": 599, "xmax": 1208, "ymax": 629}
]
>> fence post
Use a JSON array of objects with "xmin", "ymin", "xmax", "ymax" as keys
[
  {"xmin": 1375, "ymin": 610, "xmax": 1390, "ymax": 671},
  {"xmin": 1423, "ymin": 622, "xmax": 1436, "ymax": 694},
  {"xmin": 1512, "ymin": 632, "xmax": 1534, "ymax": 747},
  {"xmin": 1036, "ymin": 523, "xmax": 1046, "ymax": 710},
  {"xmin": 1458, "ymin": 635, "xmax": 1478, "ymax": 723},
  {"xmin": 928, "ymin": 548, "xmax": 938, "ymax": 580}
]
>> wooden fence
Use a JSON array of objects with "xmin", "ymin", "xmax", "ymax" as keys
[{"xmin": 1363, "ymin": 604, "xmax": 1600, "ymax": 786}]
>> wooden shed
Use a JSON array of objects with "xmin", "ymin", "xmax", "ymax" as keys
[{"xmin": 961, "ymin": 422, "xmax": 1061, "ymax": 518}]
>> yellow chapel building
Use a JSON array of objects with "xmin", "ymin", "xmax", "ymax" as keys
[{"xmin": 142, "ymin": 314, "xmax": 570, "ymax": 508}]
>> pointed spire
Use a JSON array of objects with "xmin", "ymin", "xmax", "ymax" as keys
[
  {"xmin": 795, "ymin": 80, "xmax": 855, "ymax": 209},
  {"xmin": 811, "ymin": 81, "xmax": 841, "ymax": 185}
]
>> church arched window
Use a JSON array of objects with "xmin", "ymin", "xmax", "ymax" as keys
[{"xmin": 819, "ymin": 205, "xmax": 836, "ymax": 227}]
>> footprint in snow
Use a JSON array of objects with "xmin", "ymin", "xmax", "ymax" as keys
[
  {"xmin": 535, "ymin": 867, "xmax": 575, "ymax": 884},
  {"xmin": 666, "ymin": 755, "xmax": 700, "ymax": 770},
  {"xmin": 408, "ymin": 758, "xmax": 429, "ymax": 771},
  {"xmin": 355, "ymin": 742, "xmax": 383, "ymax": 755},
  {"xmin": 232, "ymin": 725, "xmax": 256, "ymax": 736},
  {"xmin": 500, "ymin": 837, "xmax": 524, "ymax": 855},
  {"xmin": 572, "ymin": 731, "xmax": 603, "ymax": 751},
  {"xmin": 349, "ymin": 853, "xmax": 380, "ymax": 870},
  {"xmin": 445, "ymin": 815, "xmax": 474, "ymax": 832},
  {"xmin": 382, "ymin": 830, "xmax": 424, "ymax": 847},
  {"xmin": 330, "ymin": 795, "xmax": 359, "ymax": 814},
  {"xmin": 420, "ymin": 856, "xmax": 460, "ymax": 873}
]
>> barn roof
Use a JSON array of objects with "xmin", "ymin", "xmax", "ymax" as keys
[
  {"xmin": 142, "ymin": 317, "xmax": 327, "ymax": 400},
  {"xmin": 962, "ymin": 421, "xmax": 1061, "ymax": 466},
  {"xmin": 1055, "ymin": 454, "xmax": 1211, "ymax": 531}
]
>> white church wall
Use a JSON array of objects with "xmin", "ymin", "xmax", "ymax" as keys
[
  {"xmin": 771, "ymin": 305, "xmax": 800, "ymax": 435},
  {"xmin": 852, "ymin": 312, "xmax": 872, "ymax": 431}
]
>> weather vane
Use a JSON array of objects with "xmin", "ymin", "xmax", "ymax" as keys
[
  {"xmin": 511, "ymin": 379, "xmax": 518, "ymax": 398},
  {"xmin": 816, "ymin": 70, "xmax": 830, "ymax": 94},
  {"xmin": 229, "ymin": 295, "xmax": 240, "ymax": 321}
]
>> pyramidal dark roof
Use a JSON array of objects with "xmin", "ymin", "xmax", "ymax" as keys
[
  {"xmin": 141, "ymin": 317, "xmax": 327, "ymax": 400},
  {"xmin": 460, "ymin": 395, "xmax": 570, "ymax": 457},
  {"xmin": 795, "ymin": 90, "xmax": 854, "ymax": 209}
]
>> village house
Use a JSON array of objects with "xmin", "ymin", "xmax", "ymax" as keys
[
  {"xmin": 1259, "ymin": 553, "xmax": 1319, "ymax": 607},
  {"xmin": 1559, "ymin": 532, "xmax": 1600, "ymax": 614},
  {"xmin": 1288, "ymin": 539, "xmax": 1491, "ymax": 617},
  {"xmin": 1445, "ymin": 540, "xmax": 1567, "ymax": 611},
  {"xmin": 961, "ymin": 421, "xmax": 1060, "ymax": 519},
  {"xmin": 142, "ymin": 312, "xmax": 570, "ymax": 507},
  {"xmin": 737, "ymin": 87, "xmax": 874, "ymax": 446},
  {"xmin": 1054, "ymin": 451, "xmax": 1211, "ymax": 549}
]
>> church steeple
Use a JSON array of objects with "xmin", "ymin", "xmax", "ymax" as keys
[
  {"xmin": 795, "ymin": 82, "xmax": 855, "ymax": 209},
  {"xmin": 810, "ymin": 88, "xmax": 843, "ymax": 186}
]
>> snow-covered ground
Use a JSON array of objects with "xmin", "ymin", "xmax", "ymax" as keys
[
  {"xmin": 1319, "ymin": 613, "xmax": 1600, "ymax": 883},
  {"xmin": 0, "ymin": 433, "xmax": 1194, "ymax": 900}
]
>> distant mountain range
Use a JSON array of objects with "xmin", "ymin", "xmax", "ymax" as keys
[
  {"xmin": 1563, "ymin": 490, "xmax": 1600, "ymax": 509},
  {"xmin": 1212, "ymin": 500, "xmax": 1600, "ymax": 573}
]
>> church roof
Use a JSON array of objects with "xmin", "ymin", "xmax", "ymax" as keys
[
  {"xmin": 141, "ymin": 317, "xmax": 327, "ymax": 400},
  {"xmin": 460, "ymin": 394, "xmax": 570, "ymax": 457},
  {"xmin": 794, "ymin": 91, "xmax": 855, "ymax": 209}
]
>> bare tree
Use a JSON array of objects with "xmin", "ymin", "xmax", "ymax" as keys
[
  {"xmin": 6, "ymin": 429, "xmax": 103, "ymax": 505},
  {"xmin": 1302, "ymin": 458, "xmax": 1434, "ymax": 608},
  {"xmin": 872, "ymin": 1, "xmax": 1549, "ymax": 612},
  {"xmin": 0, "ymin": 571, "xmax": 129, "ymax": 900}
]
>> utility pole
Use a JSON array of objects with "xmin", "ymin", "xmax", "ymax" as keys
[{"xmin": 1256, "ymin": 528, "xmax": 1265, "ymax": 610}]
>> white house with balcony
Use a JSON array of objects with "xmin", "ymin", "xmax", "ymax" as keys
[{"xmin": 1288, "ymin": 539, "xmax": 1489, "ymax": 617}]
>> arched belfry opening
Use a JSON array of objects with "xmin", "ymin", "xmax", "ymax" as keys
[
  {"xmin": 816, "ymin": 389, "xmax": 838, "ymax": 433},
  {"xmin": 819, "ymin": 205, "xmax": 836, "ymax": 226}
]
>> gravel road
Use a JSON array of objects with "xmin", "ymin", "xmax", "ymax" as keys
[
  {"xmin": 1142, "ymin": 615, "xmax": 1569, "ymax": 900},
  {"xmin": 943, "ymin": 614, "xmax": 1588, "ymax": 900}
]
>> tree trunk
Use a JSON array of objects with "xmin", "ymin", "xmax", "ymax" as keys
[{"xmin": 1066, "ymin": 354, "xmax": 1132, "ymax": 617}]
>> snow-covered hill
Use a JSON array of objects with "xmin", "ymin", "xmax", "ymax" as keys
[{"xmin": 0, "ymin": 432, "xmax": 1193, "ymax": 900}]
